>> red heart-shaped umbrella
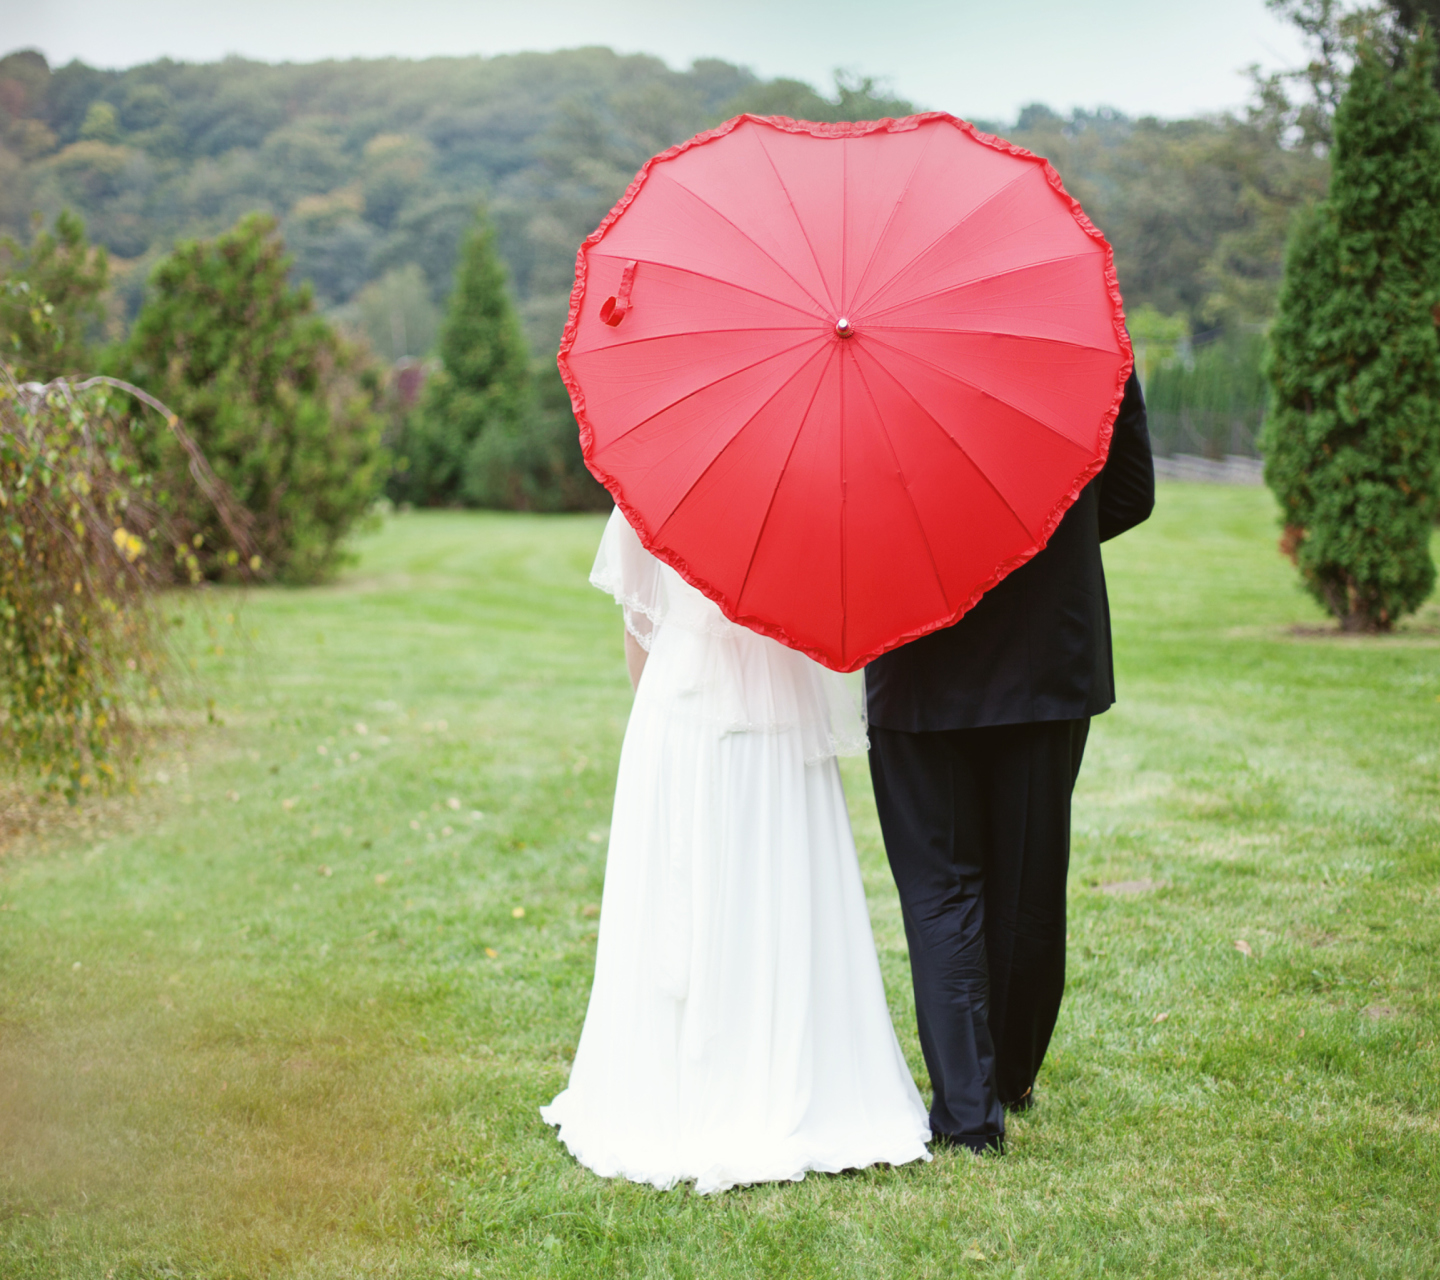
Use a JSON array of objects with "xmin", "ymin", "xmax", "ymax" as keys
[{"xmin": 560, "ymin": 112, "xmax": 1131, "ymax": 672}]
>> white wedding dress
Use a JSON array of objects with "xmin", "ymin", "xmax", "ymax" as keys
[{"xmin": 541, "ymin": 508, "xmax": 931, "ymax": 1194}]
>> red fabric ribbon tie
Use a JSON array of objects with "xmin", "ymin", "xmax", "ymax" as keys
[{"xmin": 600, "ymin": 260, "xmax": 638, "ymax": 326}]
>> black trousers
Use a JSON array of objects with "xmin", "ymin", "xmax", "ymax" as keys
[{"xmin": 868, "ymin": 717, "xmax": 1090, "ymax": 1151}]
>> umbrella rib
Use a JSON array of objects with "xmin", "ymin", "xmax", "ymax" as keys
[
  {"xmin": 587, "ymin": 256, "xmax": 827, "ymax": 321},
  {"xmin": 854, "ymin": 347, "xmax": 1036, "ymax": 542},
  {"xmin": 847, "ymin": 356, "xmax": 956, "ymax": 611},
  {"xmin": 869, "ymin": 327, "xmax": 1119, "ymax": 358},
  {"xmin": 848, "ymin": 168, "xmax": 1033, "ymax": 315},
  {"xmin": 658, "ymin": 173, "xmax": 833, "ymax": 317},
  {"xmin": 750, "ymin": 131, "xmax": 839, "ymax": 314},
  {"xmin": 735, "ymin": 345, "xmax": 840, "ymax": 611},
  {"xmin": 838, "ymin": 329, "xmax": 848, "ymax": 659},
  {"xmin": 863, "ymin": 332, "xmax": 1098, "ymax": 455},
  {"xmin": 580, "ymin": 325, "xmax": 819, "ymax": 355},
  {"xmin": 654, "ymin": 344, "xmax": 833, "ymax": 541},
  {"xmin": 845, "ymin": 124, "xmax": 943, "ymax": 310},
  {"xmin": 859, "ymin": 251, "xmax": 1095, "ymax": 322},
  {"xmin": 840, "ymin": 139, "xmax": 849, "ymax": 309},
  {"xmin": 597, "ymin": 335, "xmax": 827, "ymax": 448}
]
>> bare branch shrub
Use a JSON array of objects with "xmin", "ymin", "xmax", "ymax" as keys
[{"xmin": 0, "ymin": 365, "xmax": 255, "ymax": 796}]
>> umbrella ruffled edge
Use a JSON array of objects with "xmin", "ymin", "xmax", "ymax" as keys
[{"xmin": 558, "ymin": 111, "xmax": 1134, "ymax": 674}]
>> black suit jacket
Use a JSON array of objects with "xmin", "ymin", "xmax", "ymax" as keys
[{"xmin": 865, "ymin": 370, "xmax": 1154, "ymax": 732}]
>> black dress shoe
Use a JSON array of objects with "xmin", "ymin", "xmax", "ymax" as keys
[
  {"xmin": 1002, "ymin": 1087, "xmax": 1034, "ymax": 1114},
  {"xmin": 929, "ymin": 1130, "xmax": 1004, "ymax": 1156}
]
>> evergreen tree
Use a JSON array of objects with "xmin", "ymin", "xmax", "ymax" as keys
[
  {"xmin": 116, "ymin": 213, "xmax": 385, "ymax": 583},
  {"xmin": 1263, "ymin": 27, "xmax": 1440, "ymax": 631},
  {"xmin": 1390, "ymin": 3, "xmax": 1440, "ymax": 86},
  {"xmin": 395, "ymin": 207, "xmax": 530, "ymax": 505}
]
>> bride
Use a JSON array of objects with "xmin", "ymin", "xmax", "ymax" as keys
[{"xmin": 542, "ymin": 507, "xmax": 931, "ymax": 1193}]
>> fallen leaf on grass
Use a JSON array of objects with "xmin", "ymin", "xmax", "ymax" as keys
[
  {"xmin": 1235, "ymin": 939, "xmax": 1253, "ymax": 958},
  {"xmin": 225, "ymin": 790, "xmax": 240, "ymax": 802},
  {"xmin": 485, "ymin": 947, "xmax": 498, "ymax": 959},
  {"xmin": 1153, "ymin": 1011, "xmax": 1169, "ymax": 1023},
  {"xmin": 582, "ymin": 904, "xmax": 600, "ymax": 918},
  {"xmin": 317, "ymin": 865, "xmax": 332, "ymax": 877},
  {"xmin": 374, "ymin": 873, "xmax": 389, "ymax": 886},
  {"xmin": 512, "ymin": 906, "xmax": 526, "ymax": 919},
  {"xmin": 282, "ymin": 797, "xmax": 297, "ymax": 810},
  {"xmin": 447, "ymin": 797, "xmax": 461, "ymax": 810}
]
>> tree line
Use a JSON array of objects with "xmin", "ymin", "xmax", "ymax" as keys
[{"xmin": 0, "ymin": 33, "xmax": 1336, "ymax": 366}]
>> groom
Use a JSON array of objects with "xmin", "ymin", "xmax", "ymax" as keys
[{"xmin": 866, "ymin": 369, "xmax": 1154, "ymax": 1154}]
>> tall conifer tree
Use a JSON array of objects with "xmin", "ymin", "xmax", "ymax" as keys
[
  {"xmin": 398, "ymin": 207, "xmax": 530, "ymax": 505},
  {"xmin": 1264, "ymin": 25, "xmax": 1440, "ymax": 630}
]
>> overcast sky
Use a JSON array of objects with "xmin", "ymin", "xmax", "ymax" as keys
[{"xmin": 5, "ymin": 0, "xmax": 1310, "ymax": 122}]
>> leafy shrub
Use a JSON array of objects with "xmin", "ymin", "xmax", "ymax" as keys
[
  {"xmin": 1263, "ymin": 27, "xmax": 1440, "ymax": 631},
  {"xmin": 0, "ymin": 377, "xmax": 149, "ymax": 795},
  {"xmin": 114, "ymin": 213, "xmax": 386, "ymax": 583},
  {"xmin": 462, "ymin": 363, "xmax": 610, "ymax": 512},
  {"xmin": 0, "ymin": 360, "xmax": 255, "ymax": 796}
]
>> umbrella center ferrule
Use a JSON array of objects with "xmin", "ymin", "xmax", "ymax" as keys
[{"xmin": 835, "ymin": 318, "xmax": 854, "ymax": 338}]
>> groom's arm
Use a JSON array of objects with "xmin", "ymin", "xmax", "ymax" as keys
[{"xmin": 1097, "ymin": 369, "xmax": 1155, "ymax": 543}]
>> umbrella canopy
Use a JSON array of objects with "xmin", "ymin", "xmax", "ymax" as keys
[{"xmin": 560, "ymin": 112, "xmax": 1132, "ymax": 672}]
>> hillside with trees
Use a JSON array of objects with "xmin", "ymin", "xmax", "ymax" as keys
[
  {"xmin": 0, "ymin": 41, "xmax": 1323, "ymax": 364},
  {"xmin": 0, "ymin": 48, "xmax": 913, "ymax": 357}
]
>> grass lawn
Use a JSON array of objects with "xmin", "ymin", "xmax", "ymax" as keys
[{"xmin": 2, "ymin": 485, "xmax": 1438, "ymax": 1279}]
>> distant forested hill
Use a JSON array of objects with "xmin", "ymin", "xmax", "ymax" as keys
[{"xmin": 0, "ymin": 45, "xmax": 1323, "ymax": 360}]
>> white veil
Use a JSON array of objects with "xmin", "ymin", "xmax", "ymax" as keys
[{"xmin": 591, "ymin": 508, "xmax": 867, "ymax": 762}]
